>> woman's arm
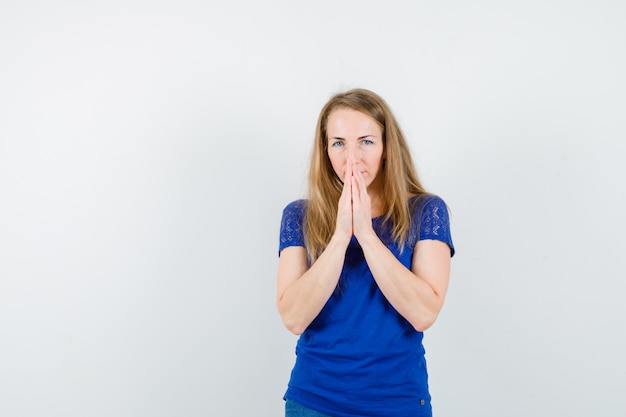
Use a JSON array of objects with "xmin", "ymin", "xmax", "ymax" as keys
[
  {"xmin": 351, "ymin": 166, "xmax": 451, "ymax": 332},
  {"xmin": 276, "ymin": 234, "xmax": 350, "ymax": 335},
  {"xmin": 277, "ymin": 167, "xmax": 354, "ymax": 335},
  {"xmin": 357, "ymin": 235, "xmax": 451, "ymax": 332}
]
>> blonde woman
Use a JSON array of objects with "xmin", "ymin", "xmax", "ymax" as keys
[{"xmin": 277, "ymin": 88, "xmax": 455, "ymax": 417}]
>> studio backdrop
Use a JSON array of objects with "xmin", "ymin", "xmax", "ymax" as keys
[{"xmin": 1, "ymin": 1, "xmax": 624, "ymax": 416}]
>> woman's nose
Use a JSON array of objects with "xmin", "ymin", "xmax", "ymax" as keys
[{"xmin": 347, "ymin": 144, "xmax": 358, "ymax": 160}]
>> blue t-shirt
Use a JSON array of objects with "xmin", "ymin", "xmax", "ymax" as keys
[{"xmin": 278, "ymin": 195, "xmax": 454, "ymax": 417}]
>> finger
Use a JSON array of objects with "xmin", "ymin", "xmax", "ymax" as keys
[
  {"xmin": 354, "ymin": 167, "xmax": 368, "ymax": 198},
  {"xmin": 351, "ymin": 169, "xmax": 366, "ymax": 208},
  {"xmin": 339, "ymin": 181, "xmax": 351, "ymax": 216},
  {"xmin": 344, "ymin": 159, "xmax": 352, "ymax": 185},
  {"xmin": 351, "ymin": 175, "xmax": 367, "ymax": 231},
  {"xmin": 350, "ymin": 164, "xmax": 359, "ymax": 199},
  {"xmin": 351, "ymin": 175, "xmax": 359, "ymax": 207},
  {"xmin": 336, "ymin": 170, "xmax": 353, "ymax": 237}
]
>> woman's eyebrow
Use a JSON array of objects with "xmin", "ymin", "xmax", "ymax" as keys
[{"xmin": 330, "ymin": 134, "xmax": 376, "ymax": 140}]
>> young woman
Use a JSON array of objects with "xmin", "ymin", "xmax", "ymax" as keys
[{"xmin": 277, "ymin": 88, "xmax": 455, "ymax": 417}]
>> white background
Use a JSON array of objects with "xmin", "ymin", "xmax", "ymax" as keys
[{"xmin": 1, "ymin": 1, "xmax": 625, "ymax": 416}]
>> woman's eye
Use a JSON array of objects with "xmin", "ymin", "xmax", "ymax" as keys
[
  {"xmin": 331, "ymin": 141, "xmax": 343, "ymax": 147},
  {"xmin": 362, "ymin": 139, "xmax": 373, "ymax": 145}
]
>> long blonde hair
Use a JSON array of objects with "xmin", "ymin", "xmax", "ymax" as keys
[{"xmin": 304, "ymin": 88, "xmax": 429, "ymax": 261}]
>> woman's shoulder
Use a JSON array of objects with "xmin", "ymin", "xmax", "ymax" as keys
[
  {"xmin": 281, "ymin": 199, "xmax": 308, "ymax": 221},
  {"xmin": 408, "ymin": 193, "xmax": 451, "ymax": 235},
  {"xmin": 279, "ymin": 199, "xmax": 308, "ymax": 252},
  {"xmin": 409, "ymin": 193, "xmax": 448, "ymax": 213},
  {"xmin": 409, "ymin": 193, "xmax": 454, "ymax": 255},
  {"xmin": 283, "ymin": 199, "xmax": 308, "ymax": 212}
]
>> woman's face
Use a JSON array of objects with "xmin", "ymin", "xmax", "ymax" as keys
[{"xmin": 326, "ymin": 107, "xmax": 384, "ymax": 192}]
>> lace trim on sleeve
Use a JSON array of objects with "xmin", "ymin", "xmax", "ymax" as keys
[
  {"xmin": 278, "ymin": 200, "xmax": 306, "ymax": 254},
  {"xmin": 412, "ymin": 195, "xmax": 455, "ymax": 256}
]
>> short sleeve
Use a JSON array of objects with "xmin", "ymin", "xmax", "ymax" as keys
[
  {"xmin": 415, "ymin": 195, "xmax": 455, "ymax": 257},
  {"xmin": 278, "ymin": 200, "xmax": 307, "ymax": 256}
]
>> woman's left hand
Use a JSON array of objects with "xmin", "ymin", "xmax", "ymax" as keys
[{"xmin": 350, "ymin": 162, "xmax": 376, "ymax": 241}]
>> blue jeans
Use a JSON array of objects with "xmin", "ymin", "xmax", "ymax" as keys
[{"xmin": 285, "ymin": 399, "xmax": 334, "ymax": 417}]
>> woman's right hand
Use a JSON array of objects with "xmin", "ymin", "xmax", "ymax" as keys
[{"xmin": 335, "ymin": 160, "xmax": 354, "ymax": 241}]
